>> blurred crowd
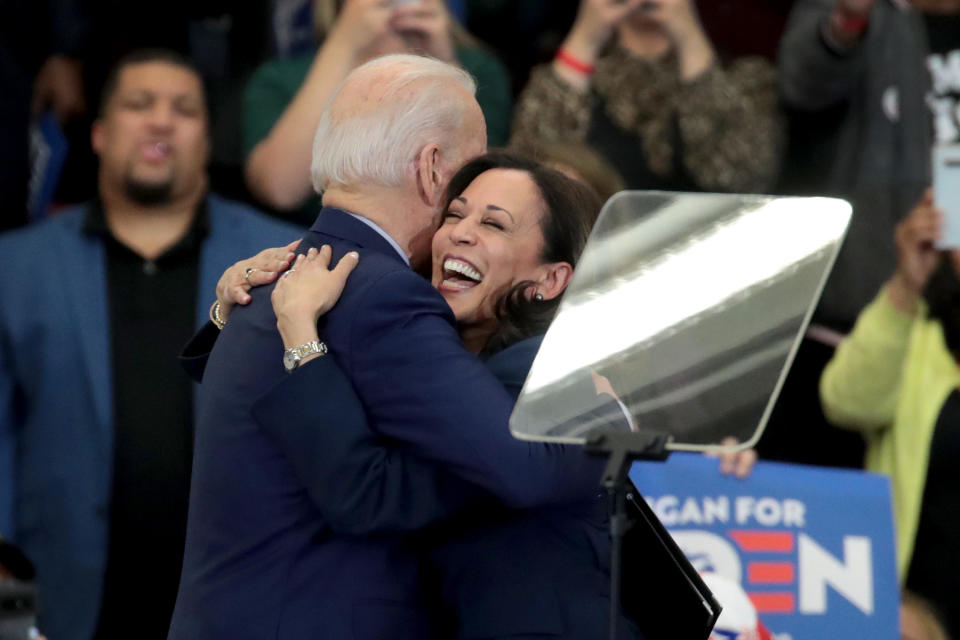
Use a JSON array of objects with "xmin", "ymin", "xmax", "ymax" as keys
[{"xmin": 1, "ymin": 0, "xmax": 959, "ymax": 638}]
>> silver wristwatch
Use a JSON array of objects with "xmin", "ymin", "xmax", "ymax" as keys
[{"xmin": 282, "ymin": 340, "xmax": 328, "ymax": 372}]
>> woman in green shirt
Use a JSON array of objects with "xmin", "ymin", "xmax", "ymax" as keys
[{"xmin": 243, "ymin": 0, "xmax": 511, "ymax": 225}]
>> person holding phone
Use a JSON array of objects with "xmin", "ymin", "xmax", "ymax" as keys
[
  {"xmin": 820, "ymin": 189, "xmax": 960, "ymax": 638},
  {"xmin": 778, "ymin": 0, "xmax": 960, "ymax": 328},
  {"xmin": 510, "ymin": 0, "xmax": 782, "ymax": 194}
]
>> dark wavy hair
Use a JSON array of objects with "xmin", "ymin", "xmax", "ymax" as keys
[
  {"xmin": 924, "ymin": 257, "xmax": 960, "ymax": 353},
  {"xmin": 441, "ymin": 151, "xmax": 603, "ymax": 355}
]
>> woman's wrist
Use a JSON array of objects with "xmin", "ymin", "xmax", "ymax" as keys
[
  {"xmin": 277, "ymin": 313, "xmax": 321, "ymax": 350},
  {"xmin": 562, "ymin": 27, "xmax": 604, "ymax": 66},
  {"xmin": 553, "ymin": 31, "xmax": 601, "ymax": 91},
  {"xmin": 322, "ymin": 27, "xmax": 364, "ymax": 69},
  {"xmin": 674, "ymin": 24, "xmax": 716, "ymax": 81},
  {"xmin": 886, "ymin": 272, "xmax": 923, "ymax": 316}
]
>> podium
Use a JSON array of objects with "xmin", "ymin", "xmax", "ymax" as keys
[{"xmin": 509, "ymin": 192, "xmax": 852, "ymax": 639}]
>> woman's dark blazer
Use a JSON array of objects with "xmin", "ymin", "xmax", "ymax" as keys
[
  {"xmin": 265, "ymin": 333, "xmax": 641, "ymax": 639},
  {"xmin": 423, "ymin": 335, "xmax": 642, "ymax": 640}
]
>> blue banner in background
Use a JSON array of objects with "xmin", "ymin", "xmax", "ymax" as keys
[{"xmin": 630, "ymin": 454, "xmax": 899, "ymax": 640}]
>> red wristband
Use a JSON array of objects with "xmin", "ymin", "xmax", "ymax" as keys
[
  {"xmin": 834, "ymin": 12, "xmax": 868, "ymax": 33},
  {"xmin": 555, "ymin": 48, "xmax": 595, "ymax": 75}
]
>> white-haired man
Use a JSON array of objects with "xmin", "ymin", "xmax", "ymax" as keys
[{"xmin": 167, "ymin": 54, "xmax": 603, "ymax": 640}]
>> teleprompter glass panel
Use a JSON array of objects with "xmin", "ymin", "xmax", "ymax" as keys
[{"xmin": 509, "ymin": 192, "xmax": 851, "ymax": 452}]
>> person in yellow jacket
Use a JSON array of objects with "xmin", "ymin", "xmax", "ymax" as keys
[{"xmin": 820, "ymin": 189, "xmax": 960, "ymax": 636}]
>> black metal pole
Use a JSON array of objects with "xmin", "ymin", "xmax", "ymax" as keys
[
  {"xmin": 586, "ymin": 432, "xmax": 670, "ymax": 640},
  {"xmin": 607, "ymin": 478, "xmax": 627, "ymax": 640}
]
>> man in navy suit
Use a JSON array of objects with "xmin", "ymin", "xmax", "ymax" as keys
[
  {"xmin": 0, "ymin": 50, "xmax": 301, "ymax": 640},
  {"xmin": 168, "ymin": 54, "xmax": 604, "ymax": 640}
]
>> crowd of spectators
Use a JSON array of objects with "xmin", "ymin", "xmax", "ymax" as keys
[{"xmin": 1, "ymin": 0, "xmax": 959, "ymax": 638}]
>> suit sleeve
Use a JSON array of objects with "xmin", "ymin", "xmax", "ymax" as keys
[
  {"xmin": 778, "ymin": 0, "xmax": 867, "ymax": 111},
  {"xmin": 820, "ymin": 290, "xmax": 915, "ymax": 432},
  {"xmin": 251, "ymin": 355, "xmax": 489, "ymax": 534},
  {"xmin": 0, "ymin": 321, "xmax": 16, "ymax": 537},
  {"xmin": 179, "ymin": 322, "xmax": 221, "ymax": 383},
  {"xmin": 350, "ymin": 271, "xmax": 602, "ymax": 508},
  {"xmin": 254, "ymin": 271, "xmax": 603, "ymax": 514}
]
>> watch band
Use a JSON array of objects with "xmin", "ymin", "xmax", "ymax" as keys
[{"xmin": 283, "ymin": 340, "xmax": 328, "ymax": 372}]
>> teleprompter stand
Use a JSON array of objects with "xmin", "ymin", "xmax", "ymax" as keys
[{"xmin": 585, "ymin": 432, "xmax": 721, "ymax": 640}]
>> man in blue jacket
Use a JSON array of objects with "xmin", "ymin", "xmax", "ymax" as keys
[
  {"xmin": 168, "ymin": 54, "xmax": 604, "ymax": 640},
  {"xmin": 0, "ymin": 49, "xmax": 301, "ymax": 640}
]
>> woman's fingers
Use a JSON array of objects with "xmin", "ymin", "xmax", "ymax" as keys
[
  {"xmin": 315, "ymin": 245, "xmax": 332, "ymax": 268},
  {"xmin": 710, "ymin": 437, "xmax": 757, "ymax": 479},
  {"xmin": 332, "ymin": 251, "xmax": 360, "ymax": 282},
  {"xmin": 733, "ymin": 447, "xmax": 758, "ymax": 479}
]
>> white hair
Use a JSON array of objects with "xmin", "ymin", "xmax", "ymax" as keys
[{"xmin": 310, "ymin": 54, "xmax": 478, "ymax": 192}]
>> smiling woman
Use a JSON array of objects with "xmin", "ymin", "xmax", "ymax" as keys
[
  {"xmin": 428, "ymin": 152, "xmax": 600, "ymax": 354},
  {"xmin": 234, "ymin": 150, "xmax": 602, "ymax": 358}
]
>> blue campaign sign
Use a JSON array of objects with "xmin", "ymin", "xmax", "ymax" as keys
[{"xmin": 630, "ymin": 454, "xmax": 899, "ymax": 640}]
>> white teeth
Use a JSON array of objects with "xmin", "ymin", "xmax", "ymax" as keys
[
  {"xmin": 443, "ymin": 259, "xmax": 482, "ymax": 282},
  {"xmin": 155, "ymin": 142, "xmax": 171, "ymax": 153}
]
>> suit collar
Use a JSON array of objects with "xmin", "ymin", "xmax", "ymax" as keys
[
  {"xmin": 82, "ymin": 197, "xmax": 211, "ymax": 241},
  {"xmin": 309, "ymin": 207, "xmax": 410, "ymax": 267}
]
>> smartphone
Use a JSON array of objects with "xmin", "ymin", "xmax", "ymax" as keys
[
  {"xmin": 0, "ymin": 580, "xmax": 38, "ymax": 640},
  {"xmin": 934, "ymin": 144, "xmax": 960, "ymax": 248}
]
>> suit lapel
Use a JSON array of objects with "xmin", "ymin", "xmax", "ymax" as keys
[{"xmin": 55, "ymin": 214, "xmax": 113, "ymax": 458}]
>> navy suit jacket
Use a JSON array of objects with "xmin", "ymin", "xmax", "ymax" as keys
[
  {"xmin": 251, "ymin": 335, "xmax": 640, "ymax": 639},
  {"xmin": 168, "ymin": 208, "xmax": 603, "ymax": 640},
  {"xmin": 0, "ymin": 197, "xmax": 301, "ymax": 640}
]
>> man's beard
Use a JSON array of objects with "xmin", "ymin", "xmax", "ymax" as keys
[{"xmin": 123, "ymin": 176, "xmax": 174, "ymax": 206}]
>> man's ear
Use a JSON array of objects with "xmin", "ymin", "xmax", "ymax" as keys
[
  {"xmin": 415, "ymin": 143, "xmax": 445, "ymax": 207},
  {"xmin": 91, "ymin": 119, "xmax": 105, "ymax": 155},
  {"xmin": 535, "ymin": 261, "xmax": 574, "ymax": 301}
]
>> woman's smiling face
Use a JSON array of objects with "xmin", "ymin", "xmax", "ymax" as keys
[{"xmin": 431, "ymin": 168, "xmax": 550, "ymax": 328}]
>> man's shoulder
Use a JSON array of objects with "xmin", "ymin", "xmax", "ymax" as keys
[
  {"xmin": 311, "ymin": 246, "xmax": 456, "ymax": 343},
  {"xmin": 0, "ymin": 205, "xmax": 90, "ymax": 254},
  {"xmin": 206, "ymin": 195, "xmax": 303, "ymax": 246},
  {"xmin": 340, "ymin": 251, "xmax": 443, "ymax": 311}
]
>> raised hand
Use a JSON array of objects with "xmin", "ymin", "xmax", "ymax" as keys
[
  {"xmin": 714, "ymin": 437, "xmax": 758, "ymax": 480},
  {"xmin": 215, "ymin": 240, "xmax": 300, "ymax": 323},
  {"xmin": 889, "ymin": 189, "xmax": 944, "ymax": 314},
  {"xmin": 641, "ymin": 0, "xmax": 704, "ymax": 44},
  {"xmin": 272, "ymin": 246, "xmax": 359, "ymax": 349},
  {"xmin": 566, "ymin": 0, "xmax": 648, "ymax": 60},
  {"xmin": 390, "ymin": 0, "xmax": 456, "ymax": 63},
  {"xmin": 328, "ymin": 0, "xmax": 398, "ymax": 61},
  {"xmin": 639, "ymin": 0, "xmax": 715, "ymax": 79}
]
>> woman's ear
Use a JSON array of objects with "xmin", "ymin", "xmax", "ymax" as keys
[
  {"xmin": 535, "ymin": 262, "xmax": 574, "ymax": 301},
  {"xmin": 415, "ymin": 143, "xmax": 445, "ymax": 207}
]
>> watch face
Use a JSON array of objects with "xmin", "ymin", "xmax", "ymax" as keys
[{"xmin": 283, "ymin": 350, "xmax": 298, "ymax": 372}]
